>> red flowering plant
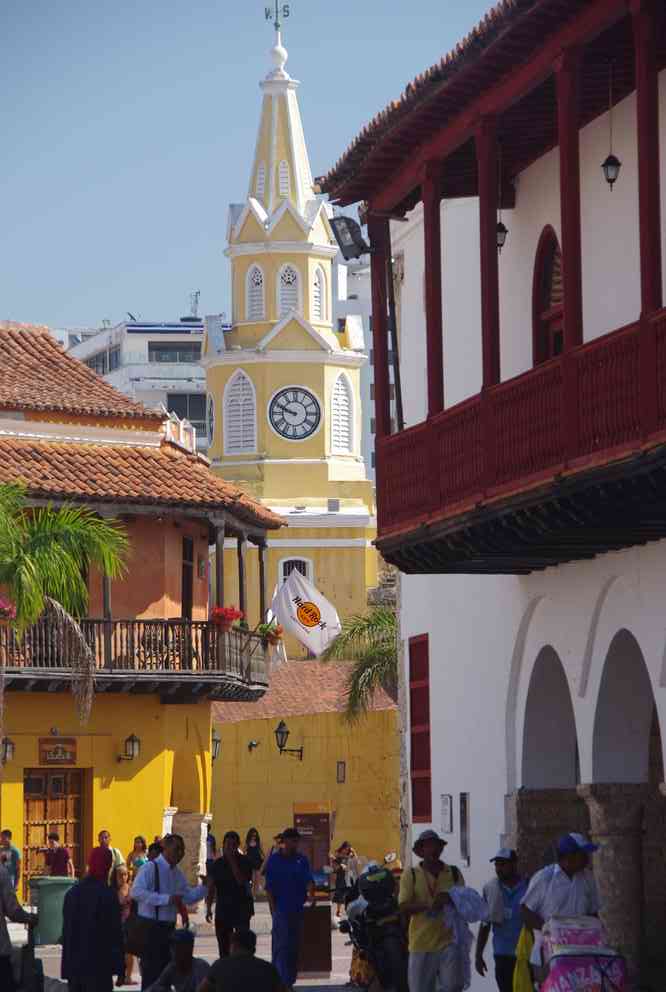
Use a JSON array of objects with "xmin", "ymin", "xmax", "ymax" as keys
[
  {"xmin": 0, "ymin": 596, "xmax": 17, "ymax": 623},
  {"xmin": 211, "ymin": 606, "xmax": 244, "ymax": 627}
]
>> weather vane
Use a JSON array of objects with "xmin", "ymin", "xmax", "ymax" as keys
[{"xmin": 265, "ymin": 2, "xmax": 290, "ymax": 32}]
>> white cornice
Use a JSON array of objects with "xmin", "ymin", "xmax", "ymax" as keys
[
  {"xmin": 201, "ymin": 349, "xmax": 367, "ymax": 369},
  {"xmin": 222, "ymin": 537, "xmax": 374, "ymax": 549},
  {"xmin": 225, "ymin": 241, "xmax": 337, "ymax": 259}
]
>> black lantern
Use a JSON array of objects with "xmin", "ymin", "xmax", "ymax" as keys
[
  {"xmin": 1, "ymin": 738, "xmax": 15, "ymax": 765},
  {"xmin": 496, "ymin": 221, "xmax": 509, "ymax": 252},
  {"xmin": 118, "ymin": 733, "xmax": 140, "ymax": 762},
  {"xmin": 274, "ymin": 720, "xmax": 303, "ymax": 760},
  {"xmin": 602, "ymin": 61, "xmax": 622, "ymax": 190},
  {"xmin": 211, "ymin": 728, "xmax": 222, "ymax": 762},
  {"xmin": 330, "ymin": 216, "xmax": 371, "ymax": 261},
  {"xmin": 497, "ymin": 139, "xmax": 509, "ymax": 253}
]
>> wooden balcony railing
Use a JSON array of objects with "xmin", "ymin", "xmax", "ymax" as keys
[
  {"xmin": 0, "ymin": 617, "xmax": 269, "ymax": 688},
  {"xmin": 377, "ymin": 309, "xmax": 666, "ymax": 534}
]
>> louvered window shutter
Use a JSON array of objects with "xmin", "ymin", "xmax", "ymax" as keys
[
  {"xmin": 409, "ymin": 635, "xmax": 432, "ymax": 822},
  {"xmin": 313, "ymin": 268, "xmax": 324, "ymax": 321},
  {"xmin": 247, "ymin": 267, "xmax": 265, "ymax": 321},
  {"xmin": 331, "ymin": 375, "xmax": 352, "ymax": 453},
  {"xmin": 279, "ymin": 266, "xmax": 299, "ymax": 316},
  {"xmin": 255, "ymin": 162, "xmax": 266, "ymax": 199},
  {"xmin": 224, "ymin": 372, "xmax": 256, "ymax": 454},
  {"xmin": 278, "ymin": 160, "xmax": 290, "ymax": 197}
]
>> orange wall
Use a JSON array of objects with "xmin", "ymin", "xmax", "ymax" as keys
[{"xmin": 89, "ymin": 516, "xmax": 209, "ymax": 620}]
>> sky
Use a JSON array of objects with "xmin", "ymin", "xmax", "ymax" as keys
[{"xmin": 2, "ymin": 0, "xmax": 490, "ymax": 329}]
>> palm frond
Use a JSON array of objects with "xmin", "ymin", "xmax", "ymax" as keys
[
  {"xmin": 322, "ymin": 607, "xmax": 397, "ymax": 662},
  {"xmin": 343, "ymin": 646, "xmax": 398, "ymax": 723}
]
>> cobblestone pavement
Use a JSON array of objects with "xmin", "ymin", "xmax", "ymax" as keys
[{"xmin": 25, "ymin": 903, "xmax": 353, "ymax": 990}]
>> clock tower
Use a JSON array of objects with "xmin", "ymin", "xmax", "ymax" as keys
[{"xmin": 203, "ymin": 26, "xmax": 377, "ymax": 656}]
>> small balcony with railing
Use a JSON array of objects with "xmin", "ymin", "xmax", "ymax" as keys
[{"xmin": 0, "ymin": 616, "xmax": 269, "ymax": 702}]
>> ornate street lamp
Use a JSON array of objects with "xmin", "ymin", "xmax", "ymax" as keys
[
  {"xmin": 117, "ymin": 733, "xmax": 141, "ymax": 762},
  {"xmin": 211, "ymin": 728, "xmax": 222, "ymax": 762},
  {"xmin": 602, "ymin": 61, "xmax": 622, "ymax": 191},
  {"xmin": 274, "ymin": 720, "xmax": 303, "ymax": 760},
  {"xmin": 330, "ymin": 216, "xmax": 371, "ymax": 261}
]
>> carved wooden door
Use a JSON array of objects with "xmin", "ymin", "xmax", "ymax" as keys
[{"xmin": 23, "ymin": 769, "xmax": 83, "ymax": 899}]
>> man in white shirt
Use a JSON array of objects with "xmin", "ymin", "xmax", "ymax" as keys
[
  {"xmin": 521, "ymin": 833, "xmax": 601, "ymax": 932},
  {"xmin": 132, "ymin": 833, "xmax": 206, "ymax": 990}
]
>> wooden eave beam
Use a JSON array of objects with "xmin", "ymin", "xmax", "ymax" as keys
[{"xmin": 364, "ymin": 0, "xmax": 627, "ymax": 213}]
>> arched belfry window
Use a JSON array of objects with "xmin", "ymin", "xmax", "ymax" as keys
[
  {"xmin": 278, "ymin": 265, "xmax": 299, "ymax": 316},
  {"xmin": 331, "ymin": 373, "xmax": 353, "ymax": 454},
  {"xmin": 246, "ymin": 265, "xmax": 265, "ymax": 322},
  {"xmin": 223, "ymin": 370, "xmax": 256, "ymax": 455},
  {"xmin": 255, "ymin": 162, "xmax": 266, "ymax": 199},
  {"xmin": 312, "ymin": 266, "xmax": 326, "ymax": 322},
  {"xmin": 278, "ymin": 160, "xmax": 290, "ymax": 198},
  {"xmin": 532, "ymin": 226, "xmax": 564, "ymax": 365}
]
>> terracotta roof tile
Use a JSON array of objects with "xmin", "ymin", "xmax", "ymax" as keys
[
  {"xmin": 0, "ymin": 322, "xmax": 162, "ymax": 422},
  {"xmin": 0, "ymin": 435, "xmax": 283, "ymax": 530},
  {"xmin": 320, "ymin": 0, "xmax": 539, "ymax": 200},
  {"xmin": 213, "ymin": 660, "xmax": 396, "ymax": 723}
]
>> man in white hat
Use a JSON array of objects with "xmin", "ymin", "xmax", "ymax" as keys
[
  {"xmin": 475, "ymin": 849, "xmax": 528, "ymax": 992},
  {"xmin": 398, "ymin": 829, "xmax": 464, "ymax": 992}
]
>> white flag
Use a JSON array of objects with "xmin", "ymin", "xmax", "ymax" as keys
[{"xmin": 270, "ymin": 570, "xmax": 342, "ymax": 657}]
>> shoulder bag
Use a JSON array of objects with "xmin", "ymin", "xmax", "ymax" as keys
[{"xmin": 124, "ymin": 861, "xmax": 162, "ymax": 957}]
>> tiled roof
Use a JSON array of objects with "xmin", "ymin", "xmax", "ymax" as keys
[
  {"xmin": 213, "ymin": 660, "xmax": 396, "ymax": 723},
  {"xmin": 0, "ymin": 322, "xmax": 162, "ymax": 422},
  {"xmin": 320, "ymin": 0, "xmax": 538, "ymax": 199},
  {"xmin": 0, "ymin": 435, "xmax": 283, "ymax": 529}
]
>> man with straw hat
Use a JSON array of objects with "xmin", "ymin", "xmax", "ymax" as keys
[{"xmin": 398, "ymin": 830, "xmax": 465, "ymax": 992}]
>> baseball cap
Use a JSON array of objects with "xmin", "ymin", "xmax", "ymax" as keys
[
  {"xmin": 490, "ymin": 848, "xmax": 517, "ymax": 862},
  {"xmin": 557, "ymin": 832, "xmax": 599, "ymax": 856}
]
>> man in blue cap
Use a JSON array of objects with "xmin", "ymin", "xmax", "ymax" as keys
[
  {"xmin": 476, "ymin": 849, "xmax": 528, "ymax": 992},
  {"xmin": 521, "ymin": 833, "xmax": 600, "ymax": 932}
]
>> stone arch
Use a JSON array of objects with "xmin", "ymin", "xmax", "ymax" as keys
[
  {"xmin": 522, "ymin": 646, "xmax": 579, "ymax": 788},
  {"xmin": 505, "ymin": 595, "xmax": 544, "ymax": 793},
  {"xmin": 593, "ymin": 629, "xmax": 661, "ymax": 783}
]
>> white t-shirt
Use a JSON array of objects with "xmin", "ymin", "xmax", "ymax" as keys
[{"xmin": 522, "ymin": 864, "xmax": 600, "ymax": 921}]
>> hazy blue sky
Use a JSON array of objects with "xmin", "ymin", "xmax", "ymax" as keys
[{"xmin": 2, "ymin": 1, "xmax": 490, "ymax": 328}]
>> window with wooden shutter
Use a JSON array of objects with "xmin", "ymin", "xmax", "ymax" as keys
[
  {"xmin": 246, "ymin": 266, "xmax": 265, "ymax": 322},
  {"xmin": 279, "ymin": 265, "xmax": 299, "ymax": 316},
  {"xmin": 223, "ymin": 370, "xmax": 256, "ymax": 454},
  {"xmin": 331, "ymin": 374, "xmax": 353, "ymax": 454},
  {"xmin": 409, "ymin": 634, "xmax": 432, "ymax": 822},
  {"xmin": 278, "ymin": 160, "xmax": 290, "ymax": 197},
  {"xmin": 255, "ymin": 162, "xmax": 266, "ymax": 199},
  {"xmin": 532, "ymin": 225, "xmax": 564, "ymax": 365},
  {"xmin": 312, "ymin": 267, "xmax": 325, "ymax": 321}
]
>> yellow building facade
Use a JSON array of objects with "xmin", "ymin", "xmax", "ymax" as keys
[
  {"xmin": 203, "ymin": 30, "xmax": 377, "ymax": 655},
  {"xmin": 211, "ymin": 662, "xmax": 400, "ymax": 866}
]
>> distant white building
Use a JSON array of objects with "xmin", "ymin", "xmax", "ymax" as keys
[{"xmin": 67, "ymin": 316, "xmax": 228, "ymax": 452}]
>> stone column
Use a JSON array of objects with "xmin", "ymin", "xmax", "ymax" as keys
[
  {"xmin": 578, "ymin": 783, "xmax": 649, "ymax": 983},
  {"xmin": 503, "ymin": 788, "xmax": 589, "ymax": 878},
  {"xmin": 641, "ymin": 783, "xmax": 666, "ymax": 987},
  {"xmin": 172, "ymin": 811, "xmax": 211, "ymax": 886}
]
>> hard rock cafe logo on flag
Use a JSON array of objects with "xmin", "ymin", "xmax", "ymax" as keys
[{"xmin": 270, "ymin": 570, "xmax": 342, "ymax": 656}]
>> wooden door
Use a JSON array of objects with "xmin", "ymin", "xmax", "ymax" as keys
[{"xmin": 23, "ymin": 769, "xmax": 83, "ymax": 900}]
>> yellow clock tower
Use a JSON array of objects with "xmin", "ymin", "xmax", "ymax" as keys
[{"xmin": 203, "ymin": 26, "xmax": 377, "ymax": 657}]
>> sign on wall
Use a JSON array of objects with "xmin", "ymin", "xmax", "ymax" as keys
[
  {"xmin": 38, "ymin": 738, "xmax": 77, "ymax": 765},
  {"xmin": 440, "ymin": 794, "xmax": 453, "ymax": 834}
]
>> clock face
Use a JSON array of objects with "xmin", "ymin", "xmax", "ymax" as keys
[{"xmin": 268, "ymin": 387, "xmax": 321, "ymax": 440}]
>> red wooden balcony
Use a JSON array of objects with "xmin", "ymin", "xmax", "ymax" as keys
[
  {"xmin": 376, "ymin": 309, "xmax": 666, "ymax": 573},
  {"xmin": 0, "ymin": 617, "xmax": 269, "ymax": 701}
]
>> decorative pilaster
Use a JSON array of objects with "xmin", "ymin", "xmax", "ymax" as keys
[
  {"xmin": 578, "ymin": 783, "xmax": 649, "ymax": 982},
  {"xmin": 171, "ymin": 810, "xmax": 210, "ymax": 887}
]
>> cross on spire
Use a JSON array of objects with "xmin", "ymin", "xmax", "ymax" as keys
[{"xmin": 265, "ymin": 2, "xmax": 290, "ymax": 33}]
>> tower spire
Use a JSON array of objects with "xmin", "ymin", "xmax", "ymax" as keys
[{"xmin": 264, "ymin": 2, "xmax": 291, "ymax": 81}]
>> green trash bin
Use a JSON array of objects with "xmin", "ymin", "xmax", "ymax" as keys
[{"xmin": 28, "ymin": 875, "xmax": 77, "ymax": 946}]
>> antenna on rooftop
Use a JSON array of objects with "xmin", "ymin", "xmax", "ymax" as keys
[{"xmin": 190, "ymin": 291, "xmax": 201, "ymax": 318}]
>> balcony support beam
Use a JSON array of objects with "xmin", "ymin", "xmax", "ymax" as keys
[
  {"xmin": 631, "ymin": 0, "xmax": 662, "ymax": 316},
  {"xmin": 237, "ymin": 535, "xmax": 248, "ymax": 620},
  {"xmin": 214, "ymin": 518, "xmax": 225, "ymax": 608},
  {"xmin": 475, "ymin": 117, "xmax": 501, "ymax": 387},
  {"xmin": 555, "ymin": 48, "xmax": 584, "ymax": 351},
  {"xmin": 422, "ymin": 161, "xmax": 445, "ymax": 416},
  {"xmin": 258, "ymin": 540, "xmax": 267, "ymax": 622},
  {"xmin": 368, "ymin": 217, "xmax": 392, "ymax": 439}
]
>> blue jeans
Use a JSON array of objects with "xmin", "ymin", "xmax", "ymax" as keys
[{"xmin": 271, "ymin": 910, "xmax": 304, "ymax": 987}]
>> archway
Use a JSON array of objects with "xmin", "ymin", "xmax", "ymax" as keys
[
  {"xmin": 522, "ymin": 646, "xmax": 579, "ymax": 788},
  {"xmin": 593, "ymin": 629, "xmax": 659, "ymax": 783}
]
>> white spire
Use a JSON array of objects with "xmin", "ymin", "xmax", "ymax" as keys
[{"xmin": 266, "ymin": 28, "xmax": 290, "ymax": 82}]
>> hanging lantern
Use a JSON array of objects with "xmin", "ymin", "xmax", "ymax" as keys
[
  {"xmin": 601, "ymin": 153, "xmax": 622, "ymax": 190},
  {"xmin": 496, "ymin": 221, "xmax": 509, "ymax": 252},
  {"xmin": 497, "ymin": 139, "xmax": 508, "ymax": 253},
  {"xmin": 602, "ymin": 61, "xmax": 622, "ymax": 190}
]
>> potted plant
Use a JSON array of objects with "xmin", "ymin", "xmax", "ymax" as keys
[
  {"xmin": 257, "ymin": 620, "xmax": 284, "ymax": 646},
  {"xmin": 211, "ymin": 606, "xmax": 244, "ymax": 633}
]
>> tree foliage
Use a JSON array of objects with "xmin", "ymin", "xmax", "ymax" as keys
[{"xmin": 322, "ymin": 607, "xmax": 398, "ymax": 722}]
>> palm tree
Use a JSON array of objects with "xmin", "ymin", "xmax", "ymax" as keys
[
  {"xmin": 322, "ymin": 606, "xmax": 398, "ymax": 721},
  {"xmin": 0, "ymin": 483, "xmax": 128, "ymax": 726}
]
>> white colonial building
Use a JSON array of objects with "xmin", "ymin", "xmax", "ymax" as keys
[{"xmin": 322, "ymin": 0, "xmax": 666, "ymax": 987}]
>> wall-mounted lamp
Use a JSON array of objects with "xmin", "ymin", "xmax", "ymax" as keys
[
  {"xmin": 274, "ymin": 720, "xmax": 303, "ymax": 761},
  {"xmin": 248, "ymin": 740, "xmax": 260, "ymax": 753},
  {"xmin": 117, "ymin": 733, "xmax": 140, "ymax": 763},
  {"xmin": 211, "ymin": 728, "xmax": 222, "ymax": 762},
  {"xmin": 1, "ymin": 738, "xmax": 15, "ymax": 765}
]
